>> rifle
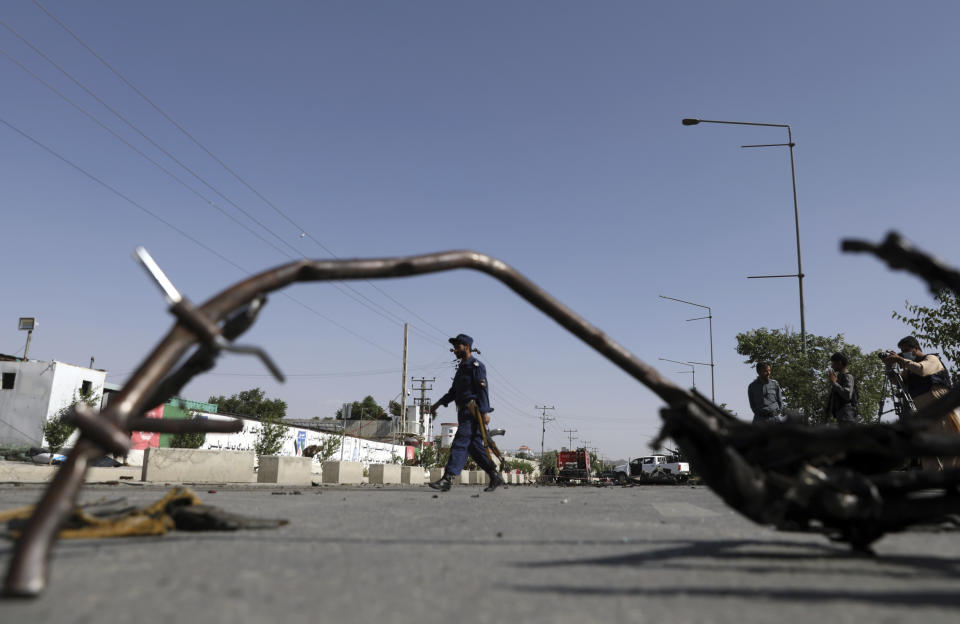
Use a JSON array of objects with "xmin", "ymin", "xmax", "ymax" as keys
[{"xmin": 467, "ymin": 399, "xmax": 508, "ymax": 478}]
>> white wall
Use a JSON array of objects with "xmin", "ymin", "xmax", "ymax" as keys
[
  {"xmin": 198, "ymin": 413, "xmax": 406, "ymax": 467},
  {"xmin": 0, "ymin": 360, "xmax": 54, "ymax": 446},
  {"xmin": 46, "ymin": 361, "xmax": 106, "ymax": 416},
  {"xmin": 0, "ymin": 359, "xmax": 105, "ymax": 447}
]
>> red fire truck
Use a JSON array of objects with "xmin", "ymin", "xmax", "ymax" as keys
[{"xmin": 556, "ymin": 448, "xmax": 591, "ymax": 484}]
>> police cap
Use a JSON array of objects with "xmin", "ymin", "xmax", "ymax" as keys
[{"xmin": 448, "ymin": 333, "xmax": 474, "ymax": 348}]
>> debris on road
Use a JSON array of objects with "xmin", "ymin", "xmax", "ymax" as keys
[{"xmin": 2, "ymin": 487, "xmax": 287, "ymax": 539}]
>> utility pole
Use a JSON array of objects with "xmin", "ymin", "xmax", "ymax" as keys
[
  {"xmin": 398, "ymin": 323, "xmax": 409, "ymax": 445},
  {"xmin": 411, "ymin": 377, "xmax": 435, "ymax": 438},
  {"xmin": 563, "ymin": 428, "xmax": 578, "ymax": 449},
  {"xmin": 536, "ymin": 405, "xmax": 555, "ymax": 463},
  {"xmin": 339, "ymin": 402, "xmax": 352, "ymax": 461}
]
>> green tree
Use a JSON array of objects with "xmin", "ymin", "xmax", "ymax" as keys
[
  {"xmin": 893, "ymin": 291, "xmax": 960, "ymax": 385},
  {"xmin": 506, "ymin": 458, "xmax": 534, "ymax": 474},
  {"xmin": 588, "ymin": 451, "xmax": 602, "ymax": 475},
  {"xmin": 303, "ymin": 436, "xmax": 341, "ymax": 463},
  {"xmin": 42, "ymin": 387, "xmax": 100, "ymax": 461},
  {"xmin": 255, "ymin": 417, "xmax": 286, "ymax": 456},
  {"xmin": 418, "ymin": 443, "xmax": 444, "ymax": 468},
  {"xmin": 208, "ymin": 388, "xmax": 287, "ymax": 420},
  {"xmin": 335, "ymin": 395, "xmax": 388, "ymax": 420},
  {"xmin": 208, "ymin": 388, "xmax": 288, "ymax": 456},
  {"xmin": 388, "ymin": 400, "xmax": 402, "ymax": 419},
  {"xmin": 169, "ymin": 412, "xmax": 206, "ymax": 449},
  {"xmin": 540, "ymin": 450, "xmax": 558, "ymax": 476},
  {"xmin": 736, "ymin": 327, "xmax": 885, "ymax": 425}
]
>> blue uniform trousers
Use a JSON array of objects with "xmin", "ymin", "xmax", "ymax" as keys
[{"xmin": 444, "ymin": 407, "xmax": 497, "ymax": 477}]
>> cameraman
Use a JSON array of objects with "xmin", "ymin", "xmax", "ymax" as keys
[
  {"xmin": 883, "ymin": 336, "xmax": 960, "ymax": 470},
  {"xmin": 825, "ymin": 352, "xmax": 858, "ymax": 426}
]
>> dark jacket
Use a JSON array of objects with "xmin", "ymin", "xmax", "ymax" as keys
[
  {"xmin": 826, "ymin": 371, "xmax": 858, "ymax": 424},
  {"xmin": 435, "ymin": 356, "xmax": 493, "ymax": 416},
  {"xmin": 748, "ymin": 377, "xmax": 784, "ymax": 422}
]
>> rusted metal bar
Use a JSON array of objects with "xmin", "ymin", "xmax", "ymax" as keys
[
  {"xmin": 6, "ymin": 235, "xmax": 960, "ymax": 597},
  {"xmin": 126, "ymin": 417, "xmax": 244, "ymax": 435},
  {"xmin": 4, "ymin": 250, "xmax": 686, "ymax": 597}
]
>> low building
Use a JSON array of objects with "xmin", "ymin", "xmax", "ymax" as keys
[{"xmin": 0, "ymin": 354, "xmax": 107, "ymax": 447}]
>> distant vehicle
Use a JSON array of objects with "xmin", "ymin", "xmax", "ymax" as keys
[
  {"xmin": 556, "ymin": 448, "xmax": 591, "ymax": 484},
  {"xmin": 598, "ymin": 470, "xmax": 621, "ymax": 484},
  {"xmin": 612, "ymin": 454, "xmax": 691, "ymax": 484}
]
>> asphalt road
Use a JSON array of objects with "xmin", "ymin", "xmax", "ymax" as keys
[{"xmin": 1, "ymin": 482, "xmax": 959, "ymax": 623}]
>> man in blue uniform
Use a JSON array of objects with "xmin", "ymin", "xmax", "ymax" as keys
[{"xmin": 428, "ymin": 333, "xmax": 505, "ymax": 492}]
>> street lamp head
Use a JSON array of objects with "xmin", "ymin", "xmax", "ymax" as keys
[{"xmin": 681, "ymin": 118, "xmax": 700, "ymax": 126}]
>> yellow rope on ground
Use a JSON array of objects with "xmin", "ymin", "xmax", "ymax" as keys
[{"xmin": 4, "ymin": 487, "xmax": 203, "ymax": 540}]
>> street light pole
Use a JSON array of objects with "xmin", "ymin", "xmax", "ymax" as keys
[
  {"xmin": 658, "ymin": 358, "xmax": 696, "ymax": 391},
  {"xmin": 682, "ymin": 117, "xmax": 806, "ymax": 353},
  {"xmin": 659, "ymin": 295, "xmax": 715, "ymax": 402},
  {"xmin": 18, "ymin": 317, "xmax": 37, "ymax": 361}
]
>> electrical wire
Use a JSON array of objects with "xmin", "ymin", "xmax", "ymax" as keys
[
  {"xmin": 19, "ymin": 2, "xmax": 546, "ymax": 407},
  {"xmin": 0, "ymin": 115, "xmax": 396, "ymax": 358},
  {"xmin": 0, "ymin": 21, "xmax": 444, "ymax": 348},
  {"xmin": 30, "ymin": 0, "xmax": 452, "ymax": 342}
]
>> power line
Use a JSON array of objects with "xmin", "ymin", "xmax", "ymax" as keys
[
  {"xmin": 485, "ymin": 365, "xmax": 539, "ymax": 406},
  {"xmin": 20, "ymin": 2, "xmax": 550, "ymax": 413},
  {"xmin": 535, "ymin": 405, "xmax": 555, "ymax": 459},
  {"xmin": 0, "ymin": 115, "xmax": 395, "ymax": 358},
  {"xmin": 30, "ymin": 0, "xmax": 451, "ymax": 342},
  {"xmin": 0, "ymin": 45, "xmax": 296, "ymax": 260},
  {"xmin": 0, "ymin": 22, "xmax": 444, "ymax": 347},
  {"xmin": 204, "ymin": 361, "xmax": 450, "ymax": 379}
]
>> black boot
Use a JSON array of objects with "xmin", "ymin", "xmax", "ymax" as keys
[
  {"xmin": 429, "ymin": 473, "xmax": 453, "ymax": 492},
  {"xmin": 484, "ymin": 474, "xmax": 505, "ymax": 492}
]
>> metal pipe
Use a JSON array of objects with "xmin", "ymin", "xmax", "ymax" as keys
[
  {"xmin": 682, "ymin": 117, "xmax": 806, "ymax": 352},
  {"xmin": 659, "ymin": 295, "xmax": 715, "ymax": 402},
  {"xmin": 5, "ymin": 249, "xmax": 689, "ymax": 597}
]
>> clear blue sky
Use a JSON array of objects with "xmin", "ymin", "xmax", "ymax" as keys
[{"xmin": 2, "ymin": 1, "xmax": 958, "ymax": 460}]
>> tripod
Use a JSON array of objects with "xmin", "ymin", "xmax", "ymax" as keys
[{"xmin": 877, "ymin": 363, "xmax": 917, "ymax": 420}]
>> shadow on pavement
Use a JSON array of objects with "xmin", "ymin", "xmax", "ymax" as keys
[{"xmin": 506, "ymin": 584, "xmax": 960, "ymax": 607}]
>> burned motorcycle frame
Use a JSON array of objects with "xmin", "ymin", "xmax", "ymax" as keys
[{"xmin": 5, "ymin": 231, "xmax": 960, "ymax": 597}]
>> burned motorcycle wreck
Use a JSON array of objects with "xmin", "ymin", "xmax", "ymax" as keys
[{"xmin": 5, "ymin": 232, "xmax": 960, "ymax": 597}]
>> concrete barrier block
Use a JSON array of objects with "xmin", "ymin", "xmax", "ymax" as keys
[
  {"xmin": 0, "ymin": 461, "xmax": 141, "ymax": 483},
  {"xmin": 453, "ymin": 472, "xmax": 467, "ymax": 485},
  {"xmin": 258, "ymin": 455, "xmax": 313, "ymax": 485},
  {"xmin": 401, "ymin": 466, "xmax": 424, "ymax": 485},
  {"xmin": 0, "ymin": 461, "xmax": 54, "ymax": 482},
  {"xmin": 87, "ymin": 466, "xmax": 142, "ymax": 482},
  {"xmin": 369, "ymin": 463, "xmax": 402, "ymax": 485},
  {"xmin": 466, "ymin": 470, "xmax": 482, "ymax": 485},
  {"xmin": 125, "ymin": 449, "xmax": 145, "ymax": 467},
  {"xmin": 429, "ymin": 468, "xmax": 444, "ymax": 482},
  {"xmin": 322, "ymin": 461, "xmax": 363, "ymax": 484},
  {"xmin": 142, "ymin": 448, "xmax": 255, "ymax": 483}
]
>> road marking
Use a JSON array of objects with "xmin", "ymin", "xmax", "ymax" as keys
[{"xmin": 652, "ymin": 502, "xmax": 720, "ymax": 518}]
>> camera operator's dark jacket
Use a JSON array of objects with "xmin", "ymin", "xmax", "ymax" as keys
[{"xmin": 826, "ymin": 371, "xmax": 858, "ymax": 425}]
